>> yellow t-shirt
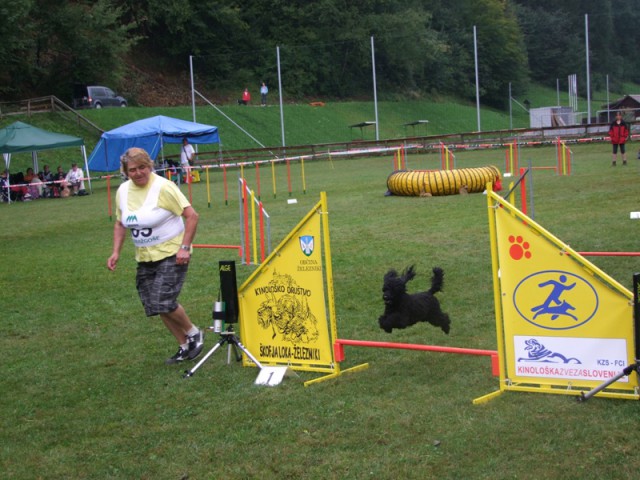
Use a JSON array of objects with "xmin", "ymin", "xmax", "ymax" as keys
[{"xmin": 116, "ymin": 173, "xmax": 191, "ymax": 262}]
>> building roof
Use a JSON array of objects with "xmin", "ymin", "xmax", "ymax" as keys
[{"xmin": 603, "ymin": 94, "xmax": 640, "ymax": 109}]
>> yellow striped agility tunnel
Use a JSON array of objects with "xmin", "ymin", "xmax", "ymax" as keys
[{"xmin": 386, "ymin": 165, "xmax": 501, "ymax": 196}]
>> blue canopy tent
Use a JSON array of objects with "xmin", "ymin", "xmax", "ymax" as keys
[{"xmin": 88, "ymin": 115, "xmax": 220, "ymax": 172}]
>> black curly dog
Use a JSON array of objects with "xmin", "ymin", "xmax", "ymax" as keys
[{"xmin": 378, "ymin": 265, "xmax": 451, "ymax": 334}]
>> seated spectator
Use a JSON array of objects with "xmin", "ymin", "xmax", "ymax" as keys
[
  {"xmin": 54, "ymin": 165, "xmax": 65, "ymax": 180},
  {"xmin": 52, "ymin": 166, "xmax": 65, "ymax": 197},
  {"xmin": 63, "ymin": 163, "xmax": 86, "ymax": 196},
  {"xmin": 0, "ymin": 170, "xmax": 8, "ymax": 202},
  {"xmin": 40, "ymin": 165, "xmax": 54, "ymax": 198},
  {"xmin": 24, "ymin": 167, "xmax": 43, "ymax": 199},
  {"xmin": 9, "ymin": 171, "xmax": 27, "ymax": 201},
  {"xmin": 40, "ymin": 165, "xmax": 53, "ymax": 181},
  {"xmin": 164, "ymin": 159, "xmax": 180, "ymax": 184},
  {"xmin": 24, "ymin": 167, "xmax": 36, "ymax": 183}
]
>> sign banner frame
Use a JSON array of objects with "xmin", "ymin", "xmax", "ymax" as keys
[
  {"xmin": 238, "ymin": 192, "xmax": 340, "ymax": 377},
  {"xmin": 477, "ymin": 188, "xmax": 639, "ymax": 403}
]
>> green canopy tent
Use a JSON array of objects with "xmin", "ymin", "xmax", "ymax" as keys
[{"xmin": 0, "ymin": 121, "xmax": 90, "ymax": 202}]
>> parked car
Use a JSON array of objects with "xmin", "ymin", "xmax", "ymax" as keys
[{"xmin": 72, "ymin": 85, "xmax": 127, "ymax": 109}]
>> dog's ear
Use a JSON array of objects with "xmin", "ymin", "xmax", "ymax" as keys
[
  {"xmin": 402, "ymin": 265, "xmax": 416, "ymax": 282},
  {"xmin": 383, "ymin": 269, "xmax": 398, "ymax": 282}
]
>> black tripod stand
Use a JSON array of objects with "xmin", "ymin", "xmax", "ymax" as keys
[
  {"xmin": 578, "ymin": 361, "xmax": 640, "ymax": 402},
  {"xmin": 183, "ymin": 325, "xmax": 263, "ymax": 378}
]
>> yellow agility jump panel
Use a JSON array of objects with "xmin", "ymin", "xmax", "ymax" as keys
[
  {"xmin": 477, "ymin": 188, "xmax": 640, "ymax": 403},
  {"xmin": 386, "ymin": 165, "xmax": 501, "ymax": 196}
]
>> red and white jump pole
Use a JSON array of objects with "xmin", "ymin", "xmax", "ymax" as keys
[{"xmin": 334, "ymin": 338, "xmax": 499, "ymax": 376}]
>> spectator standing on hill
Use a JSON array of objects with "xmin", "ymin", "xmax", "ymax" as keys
[
  {"xmin": 107, "ymin": 147, "xmax": 204, "ymax": 365},
  {"xmin": 260, "ymin": 82, "xmax": 268, "ymax": 106},
  {"xmin": 609, "ymin": 112, "xmax": 630, "ymax": 166}
]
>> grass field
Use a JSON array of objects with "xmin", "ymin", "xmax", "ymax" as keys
[{"xmin": 2, "ymin": 134, "xmax": 640, "ymax": 478}]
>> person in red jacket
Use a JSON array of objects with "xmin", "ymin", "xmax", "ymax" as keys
[
  {"xmin": 609, "ymin": 112, "xmax": 630, "ymax": 166},
  {"xmin": 238, "ymin": 88, "xmax": 251, "ymax": 105}
]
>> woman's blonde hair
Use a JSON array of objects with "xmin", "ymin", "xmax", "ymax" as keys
[{"xmin": 120, "ymin": 147, "xmax": 154, "ymax": 176}]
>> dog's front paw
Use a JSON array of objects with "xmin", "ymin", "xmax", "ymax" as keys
[{"xmin": 379, "ymin": 318, "xmax": 393, "ymax": 333}]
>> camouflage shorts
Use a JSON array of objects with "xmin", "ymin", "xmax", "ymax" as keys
[{"xmin": 136, "ymin": 255, "xmax": 188, "ymax": 316}]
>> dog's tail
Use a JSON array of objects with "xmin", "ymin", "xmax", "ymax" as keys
[{"xmin": 428, "ymin": 267, "xmax": 444, "ymax": 294}]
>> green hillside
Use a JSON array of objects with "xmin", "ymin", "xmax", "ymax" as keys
[{"xmin": 0, "ymin": 82, "xmax": 631, "ymax": 173}]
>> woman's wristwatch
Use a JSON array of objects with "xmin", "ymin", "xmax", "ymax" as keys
[{"xmin": 180, "ymin": 244, "xmax": 191, "ymax": 251}]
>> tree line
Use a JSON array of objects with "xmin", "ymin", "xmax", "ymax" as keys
[{"xmin": 2, "ymin": 0, "xmax": 639, "ymax": 108}]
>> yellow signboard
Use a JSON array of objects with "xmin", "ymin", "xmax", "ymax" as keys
[
  {"xmin": 482, "ymin": 190, "xmax": 638, "ymax": 401},
  {"xmin": 238, "ymin": 192, "xmax": 336, "ymax": 373}
]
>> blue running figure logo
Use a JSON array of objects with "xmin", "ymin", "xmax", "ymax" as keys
[{"xmin": 530, "ymin": 274, "xmax": 578, "ymax": 321}]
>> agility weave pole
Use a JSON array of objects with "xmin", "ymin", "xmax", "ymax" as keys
[
  {"xmin": 238, "ymin": 177, "xmax": 271, "ymax": 264},
  {"xmin": 333, "ymin": 339, "xmax": 499, "ymax": 376},
  {"xmin": 386, "ymin": 165, "xmax": 501, "ymax": 197},
  {"xmin": 504, "ymin": 139, "xmax": 572, "ymax": 176},
  {"xmin": 440, "ymin": 142, "xmax": 455, "ymax": 170}
]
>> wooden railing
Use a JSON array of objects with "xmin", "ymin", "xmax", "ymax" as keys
[
  {"xmin": 183, "ymin": 122, "xmax": 617, "ymax": 167},
  {"xmin": 0, "ymin": 95, "xmax": 103, "ymax": 135}
]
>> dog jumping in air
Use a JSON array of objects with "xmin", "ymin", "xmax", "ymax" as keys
[{"xmin": 378, "ymin": 265, "xmax": 451, "ymax": 335}]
